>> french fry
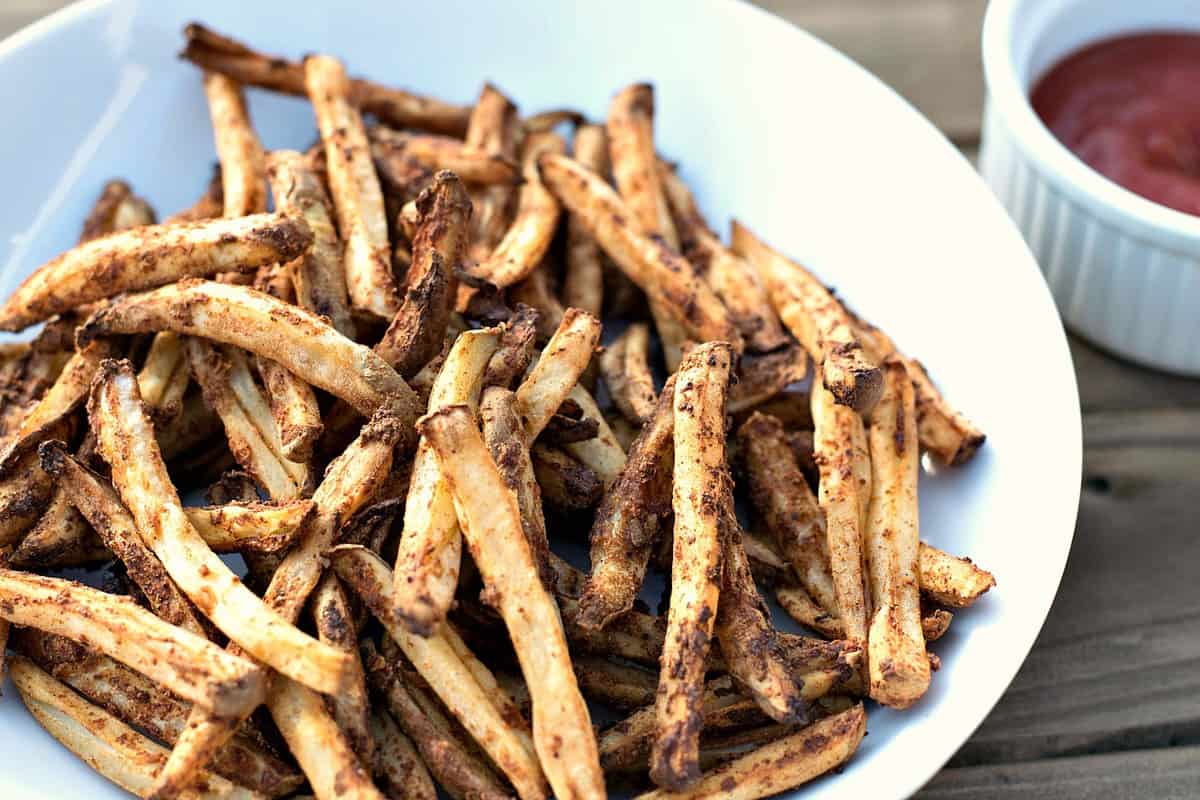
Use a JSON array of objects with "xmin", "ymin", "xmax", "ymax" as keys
[
  {"xmin": 419, "ymin": 406, "xmax": 604, "ymax": 800},
  {"xmin": 540, "ymin": 411, "xmax": 600, "ymax": 446},
  {"xmin": 632, "ymin": 704, "xmax": 867, "ymax": 800},
  {"xmin": 256, "ymin": 355, "xmax": 322, "ymax": 465},
  {"xmin": 727, "ymin": 346, "xmax": 808, "ymax": 415},
  {"xmin": 918, "ymin": 542, "xmax": 996, "ymax": 608},
  {"xmin": 0, "ymin": 325, "xmax": 73, "ymax": 435},
  {"xmin": 182, "ymin": 22, "xmax": 473, "ymax": 135},
  {"xmin": 9, "ymin": 657, "xmax": 260, "ymax": 800},
  {"xmin": 0, "ymin": 569, "xmax": 262, "ymax": 716},
  {"xmin": 138, "ymin": 332, "xmax": 190, "ymax": 419},
  {"xmin": 183, "ymin": 500, "xmax": 313, "ymax": 554},
  {"xmin": 369, "ymin": 708, "xmax": 437, "ymax": 800},
  {"xmin": 515, "ymin": 308, "xmax": 602, "ymax": 439},
  {"xmin": 393, "ymin": 328, "xmax": 499, "ymax": 634},
  {"xmin": 203, "ymin": 72, "xmax": 267, "ymax": 217},
  {"xmin": 651, "ymin": 342, "xmax": 733, "ymax": 790},
  {"xmin": 79, "ymin": 179, "xmax": 156, "ymax": 243},
  {"xmin": 573, "ymin": 657, "xmax": 657, "ymax": 711},
  {"xmin": 0, "ymin": 446, "xmax": 62, "ymax": 547},
  {"xmin": 376, "ymin": 171, "xmax": 471, "ymax": 379},
  {"xmin": 484, "ymin": 305, "xmax": 539, "ymax": 389},
  {"xmin": 88, "ymin": 358, "xmax": 351, "ymax": 694},
  {"xmin": 775, "ymin": 585, "xmax": 845, "ymax": 641},
  {"xmin": 922, "ymin": 607, "xmax": 954, "ymax": 641},
  {"xmin": 311, "ymin": 574, "xmax": 375, "ymax": 766},
  {"xmin": 469, "ymin": 132, "xmax": 565, "ymax": 289},
  {"xmin": 332, "ymin": 544, "xmax": 549, "ymax": 800},
  {"xmin": 658, "ymin": 163, "xmax": 788, "ymax": 353},
  {"xmin": 306, "ymin": 53, "xmax": 400, "ymax": 318},
  {"xmin": 0, "ymin": 212, "xmax": 311, "ymax": 331},
  {"xmin": 539, "ymin": 153, "xmax": 741, "ymax": 351},
  {"xmin": 464, "ymin": 83, "xmax": 522, "ymax": 258},
  {"xmin": 523, "ymin": 108, "xmax": 584, "ymax": 134},
  {"xmin": 530, "ymin": 443, "xmax": 604, "ymax": 510},
  {"xmin": 508, "ymin": 264, "xmax": 568, "ymax": 341},
  {"xmin": 158, "ymin": 390, "xmax": 223, "ymax": 461},
  {"xmin": 370, "ymin": 127, "xmax": 519, "ymax": 185},
  {"xmin": 78, "ymin": 279, "xmax": 421, "ymax": 423},
  {"xmin": 166, "ymin": 166, "xmax": 224, "ymax": 224},
  {"xmin": 575, "ymin": 374, "xmax": 675, "ymax": 630},
  {"xmin": 731, "ymin": 220, "xmax": 881, "ymax": 413},
  {"xmin": 7, "ymin": 480, "xmax": 103, "ymax": 571},
  {"xmin": 266, "ymin": 149, "xmax": 356, "ymax": 338},
  {"xmin": 599, "ymin": 321, "xmax": 657, "ymax": 424},
  {"xmin": 563, "ymin": 383, "xmax": 628, "ymax": 488},
  {"xmin": 561, "ymin": 124, "xmax": 608, "ymax": 317},
  {"xmin": 0, "ymin": 547, "xmax": 8, "ymax": 680},
  {"xmin": 865, "ymin": 361, "xmax": 931, "ymax": 708}
]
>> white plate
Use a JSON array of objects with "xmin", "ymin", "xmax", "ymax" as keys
[{"xmin": 0, "ymin": 1, "xmax": 1081, "ymax": 798}]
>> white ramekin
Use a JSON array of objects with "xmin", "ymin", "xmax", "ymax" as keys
[{"xmin": 980, "ymin": 0, "xmax": 1200, "ymax": 375}]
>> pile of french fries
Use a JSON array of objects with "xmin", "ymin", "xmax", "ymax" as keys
[{"xmin": 0, "ymin": 22, "xmax": 996, "ymax": 800}]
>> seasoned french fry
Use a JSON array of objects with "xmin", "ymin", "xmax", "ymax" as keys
[
  {"xmin": 922, "ymin": 607, "xmax": 954, "ymax": 641},
  {"xmin": 267, "ymin": 149, "xmax": 356, "ymax": 338},
  {"xmin": 651, "ymin": 342, "xmax": 733, "ymax": 790},
  {"xmin": 539, "ymin": 153, "xmax": 740, "ymax": 350},
  {"xmin": 393, "ymin": 328, "xmax": 499, "ymax": 635},
  {"xmin": 370, "ymin": 708, "xmax": 437, "ymax": 800},
  {"xmin": 530, "ymin": 443, "xmax": 604, "ymax": 510},
  {"xmin": 918, "ymin": 542, "xmax": 996, "ymax": 608},
  {"xmin": 138, "ymin": 332, "xmax": 190, "ymax": 418},
  {"xmin": 203, "ymin": 72, "xmax": 267, "ymax": 217},
  {"xmin": 311, "ymin": 574, "xmax": 375, "ymax": 766},
  {"xmin": 523, "ymin": 108, "xmax": 584, "ymax": 134},
  {"xmin": 573, "ymin": 657, "xmax": 657, "ymax": 711},
  {"xmin": 728, "ymin": 346, "xmax": 808, "ymax": 415},
  {"xmin": 306, "ymin": 53, "xmax": 400, "ymax": 318},
  {"xmin": 182, "ymin": 23, "xmax": 473, "ymax": 135},
  {"xmin": 540, "ymin": 411, "xmax": 600, "ymax": 446},
  {"xmin": 576, "ymin": 374, "xmax": 675, "ymax": 630},
  {"xmin": 599, "ymin": 322, "xmax": 657, "ymax": 425},
  {"xmin": 509, "ymin": 264, "xmax": 568, "ymax": 341},
  {"xmin": 775, "ymin": 584, "xmax": 845, "ymax": 640},
  {"xmin": 371, "ymin": 127, "xmax": 519, "ymax": 185},
  {"xmin": 419, "ymin": 406, "xmax": 604, "ymax": 800},
  {"xmin": 0, "ymin": 212, "xmax": 311, "ymax": 331},
  {"xmin": 484, "ymin": 305, "xmax": 539, "ymax": 389},
  {"xmin": 658, "ymin": 163, "xmax": 788, "ymax": 353},
  {"xmin": 257, "ymin": 356, "xmax": 322, "ymax": 464},
  {"xmin": 0, "ymin": 446, "xmax": 62, "ymax": 547},
  {"xmin": 9, "ymin": 657, "xmax": 260, "ymax": 800},
  {"xmin": 469, "ymin": 132, "xmax": 565, "ymax": 289},
  {"xmin": 463, "ymin": 83, "xmax": 522, "ymax": 257},
  {"xmin": 514, "ymin": 308, "xmax": 602, "ymax": 439},
  {"xmin": 731, "ymin": 220, "xmax": 881, "ymax": 413},
  {"xmin": 88, "ymin": 358, "xmax": 351, "ymax": 694},
  {"xmin": 632, "ymin": 704, "xmax": 867, "ymax": 800},
  {"xmin": 0, "ymin": 547, "xmax": 8, "ymax": 680},
  {"xmin": 563, "ymin": 382, "xmax": 628, "ymax": 488},
  {"xmin": 184, "ymin": 500, "xmax": 312, "ymax": 554},
  {"xmin": 78, "ymin": 279, "xmax": 421, "ymax": 423},
  {"xmin": 79, "ymin": 179, "xmax": 156, "ymax": 243},
  {"xmin": 0, "ymin": 569, "xmax": 262, "ymax": 716},
  {"xmin": 562, "ymin": 124, "xmax": 608, "ymax": 317},
  {"xmin": 157, "ymin": 390, "xmax": 223, "ymax": 461}
]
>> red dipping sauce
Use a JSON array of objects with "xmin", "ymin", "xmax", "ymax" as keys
[{"xmin": 1031, "ymin": 32, "xmax": 1200, "ymax": 217}]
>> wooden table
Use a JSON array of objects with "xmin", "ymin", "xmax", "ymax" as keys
[{"xmin": 5, "ymin": 2, "xmax": 1199, "ymax": 797}]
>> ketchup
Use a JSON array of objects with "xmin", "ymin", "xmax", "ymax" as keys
[{"xmin": 1031, "ymin": 32, "xmax": 1200, "ymax": 216}]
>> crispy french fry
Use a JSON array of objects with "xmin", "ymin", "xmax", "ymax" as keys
[
  {"xmin": 469, "ymin": 132, "xmax": 565, "ymax": 289},
  {"xmin": 306, "ymin": 54, "xmax": 400, "ymax": 319},
  {"xmin": 539, "ymin": 153, "xmax": 740, "ymax": 350},
  {"xmin": 203, "ymin": 72, "xmax": 267, "ymax": 217},
  {"xmin": 332, "ymin": 544, "xmax": 548, "ymax": 800},
  {"xmin": 393, "ymin": 328, "xmax": 499, "ymax": 635},
  {"xmin": 0, "ymin": 212, "xmax": 311, "ymax": 331},
  {"xmin": 775, "ymin": 585, "xmax": 845, "ymax": 640},
  {"xmin": 811, "ymin": 372, "xmax": 872, "ymax": 645},
  {"xmin": 865, "ymin": 361, "xmax": 930, "ymax": 708},
  {"xmin": 88, "ymin": 358, "xmax": 351, "ymax": 694},
  {"xmin": 464, "ymin": 83, "xmax": 522, "ymax": 260},
  {"xmin": 563, "ymin": 382, "xmax": 628, "ymax": 488},
  {"xmin": 0, "ymin": 446, "xmax": 62, "ymax": 547},
  {"xmin": 540, "ymin": 411, "xmax": 600, "ymax": 446},
  {"xmin": 266, "ymin": 149, "xmax": 356, "ymax": 338},
  {"xmin": 311, "ymin": 574, "xmax": 375, "ymax": 766},
  {"xmin": 632, "ymin": 704, "xmax": 867, "ymax": 800},
  {"xmin": 79, "ymin": 179, "xmax": 156, "ymax": 243},
  {"xmin": 0, "ymin": 547, "xmax": 8, "ymax": 680},
  {"xmin": 369, "ymin": 708, "xmax": 437, "ymax": 800},
  {"xmin": 576, "ymin": 374, "xmax": 675, "ymax": 630},
  {"xmin": 530, "ymin": 443, "xmax": 604, "ymax": 510},
  {"xmin": 256, "ymin": 356, "xmax": 322, "ymax": 464},
  {"xmin": 922, "ymin": 607, "xmax": 954, "ymax": 641},
  {"xmin": 183, "ymin": 500, "xmax": 312, "ymax": 554},
  {"xmin": 523, "ymin": 108, "xmax": 584, "ymax": 133},
  {"xmin": 0, "ymin": 569, "xmax": 262, "ymax": 716},
  {"xmin": 9, "ymin": 657, "xmax": 259, "ymax": 800},
  {"xmin": 573, "ymin": 657, "xmax": 657, "ymax": 711},
  {"xmin": 599, "ymin": 322, "xmax": 657, "ymax": 424},
  {"xmin": 651, "ymin": 342, "xmax": 734, "ymax": 790},
  {"xmin": 515, "ymin": 308, "xmax": 601, "ymax": 439},
  {"xmin": 376, "ymin": 171, "xmax": 471, "ymax": 379},
  {"xmin": 658, "ymin": 163, "xmax": 788, "ymax": 353},
  {"xmin": 508, "ymin": 264, "xmax": 567, "ymax": 340},
  {"xmin": 158, "ymin": 390, "xmax": 223, "ymax": 461},
  {"xmin": 182, "ymin": 23, "xmax": 472, "ymax": 135},
  {"xmin": 78, "ymin": 279, "xmax": 420, "ymax": 423},
  {"xmin": 138, "ymin": 332, "xmax": 190, "ymax": 418},
  {"xmin": 484, "ymin": 305, "xmax": 539, "ymax": 389},
  {"xmin": 918, "ymin": 542, "xmax": 996, "ymax": 608},
  {"xmin": 561, "ymin": 124, "xmax": 608, "ymax": 317},
  {"xmin": 371, "ymin": 127, "xmax": 519, "ymax": 185},
  {"xmin": 728, "ymin": 346, "xmax": 808, "ymax": 415},
  {"xmin": 419, "ymin": 406, "xmax": 604, "ymax": 800},
  {"xmin": 731, "ymin": 220, "xmax": 881, "ymax": 413},
  {"xmin": 7, "ymin": 486, "xmax": 102, "ymax": 571}
]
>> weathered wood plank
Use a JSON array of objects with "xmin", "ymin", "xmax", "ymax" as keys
[
  {"xmin": 920, "ymin": 745, "xmax": 1200, "ymax": 799},
  {"xmin": 1072, "ymin": 336, "xmax": 1200, "ymax": 413}
]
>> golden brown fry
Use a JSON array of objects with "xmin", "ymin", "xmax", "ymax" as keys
[
  {"xmin": 88, "ymin": 358, "xmax": 351, "ymax": 694},
  {"xmin": 563, "ymin": 383, "xmax": 628, "ymax": 488},
  {"xmin": 728, "ymin": 346, "xmax": 808, "ymax": 415},
  {"xmin": 539, "ymin": 153, "xmax": 741, "ymax": 350},
  {"xmin": 775, "ymin": 585, "xmax": 845, "ymax": 640},
  {"xmin": 256, "ymin": 356, "xmax": 322, "ymax": 464},
  {"xmin": 0, "ymin": 569, "xmax": 262, "ymax": 716},
  {"xmin": 651, "ymin": 342, "xmax": 734, "ymax": 790},
  {"xmin": 333, "ymin": 545, "xmax": 548, "ymax": 800},
  {"xmin": 599, "ymin": 322, "xmax": 657, "ymax": 424},
  {"xmin": 865, "ymin": 361, "xmax": 930, "ymax": 708},
  {"xmin": 370, "ymin": 708, "xmax": 438, "ymax": 800},
  {"xmin": 469, "ymin": 132, "xmax": 565, "ymax": 289},
  {"xmin": 530, "ymin": 443, "xmax": 604, "ymax": 510},
  {"xmin": 0, "ymin": 212, "xmax": 311, "ymax": 331},
  {"xmin": 922, "ymin": 608, "xmax": 954, "ymax": 641},
  {"xmin": 9, "ymin": 657, "xmax": 260, "ymax": 800},
  {"xmin": 464, "ymin": 83, "xmax": 522, "ymax": 262},
  {"xmin": 523, "ymin": 108, "xmax": 584, "ymax": 134},
  {"xmin": 731, "ymin": 220, "xmax": 881, "ymax": 413},
  {"xmin": 484, "ymin": 305, "xmax": 539, "ymax": 389},
  {"xmin": 508, "ymin": 265, "xmax": 567, "ymax": 340},
  {"xmin": 78, "ymin": 279, "xmax": 420, "ymax": 423},
  {"xmin": 376, "ymin": 171, "xmax": 472, "ymax": 379},
  {"xmin": 419, "ymin": 406, "xmax": 604, "ymax": 800},
  {"xmin": 79, "ymin": 179, "xmax": 155, "ymax": 243},
  {"xmin": 632, "ymin": 704, "xmax": 867, "ymax": 800},
  {"xmin": 182, "ymin": 23, "xmax": 472, "ymax": 135},
  {"xmin": 0, "ymin": 446, "xmax": 61, "ymax": 547},
  {"xmin": 184, "ymin": 500, "xmax": 312, "ymax": 554},
  {"xmin": 918, "ymin": 542, "xmax": 996, "ymax": 608},
  {"xmin": 311, "ymin": 574, "xmax": 375, "ymax": 766},
  {"xmin": 393, "ymin": 328, "xmax": 499, "ymax": 635},
  {"xmin": 306, "ymin": 53, "xmax": 400, "ymax": 318},
  {"xmin": 138, "ymin": 332, "xmax": 190, "ymax": 418},
  {"xmin": 658, "ymin": 163, "xmax": 788, "ymax": 353},
  {"xmin": 576, "ymin": 374, "xmax": 675, "ymax": 630},
  {"xmin": 203, "ymin": 72, "xmax": 267, "ymax": 217},
  {"xmin": 267, "ymin": 149, "xmax": 356, "ymax": 338},
  {"xmin": 561, "ymin": 124, "xmax": 608, "ymax": 317},
  {"xmin": 514, "ymin": 308, "xmax": 601, "ymax": 439},
  {"xmin": 371, "ymin": 127, "xmax": 519, "ymax": 185},
  {"xmin": 573, "ymin": 657, "xmax": 657, "ymax": 711},
  {"xmin": 157, "ymin": 390, "xmax": 223, "ymax": 460}
]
